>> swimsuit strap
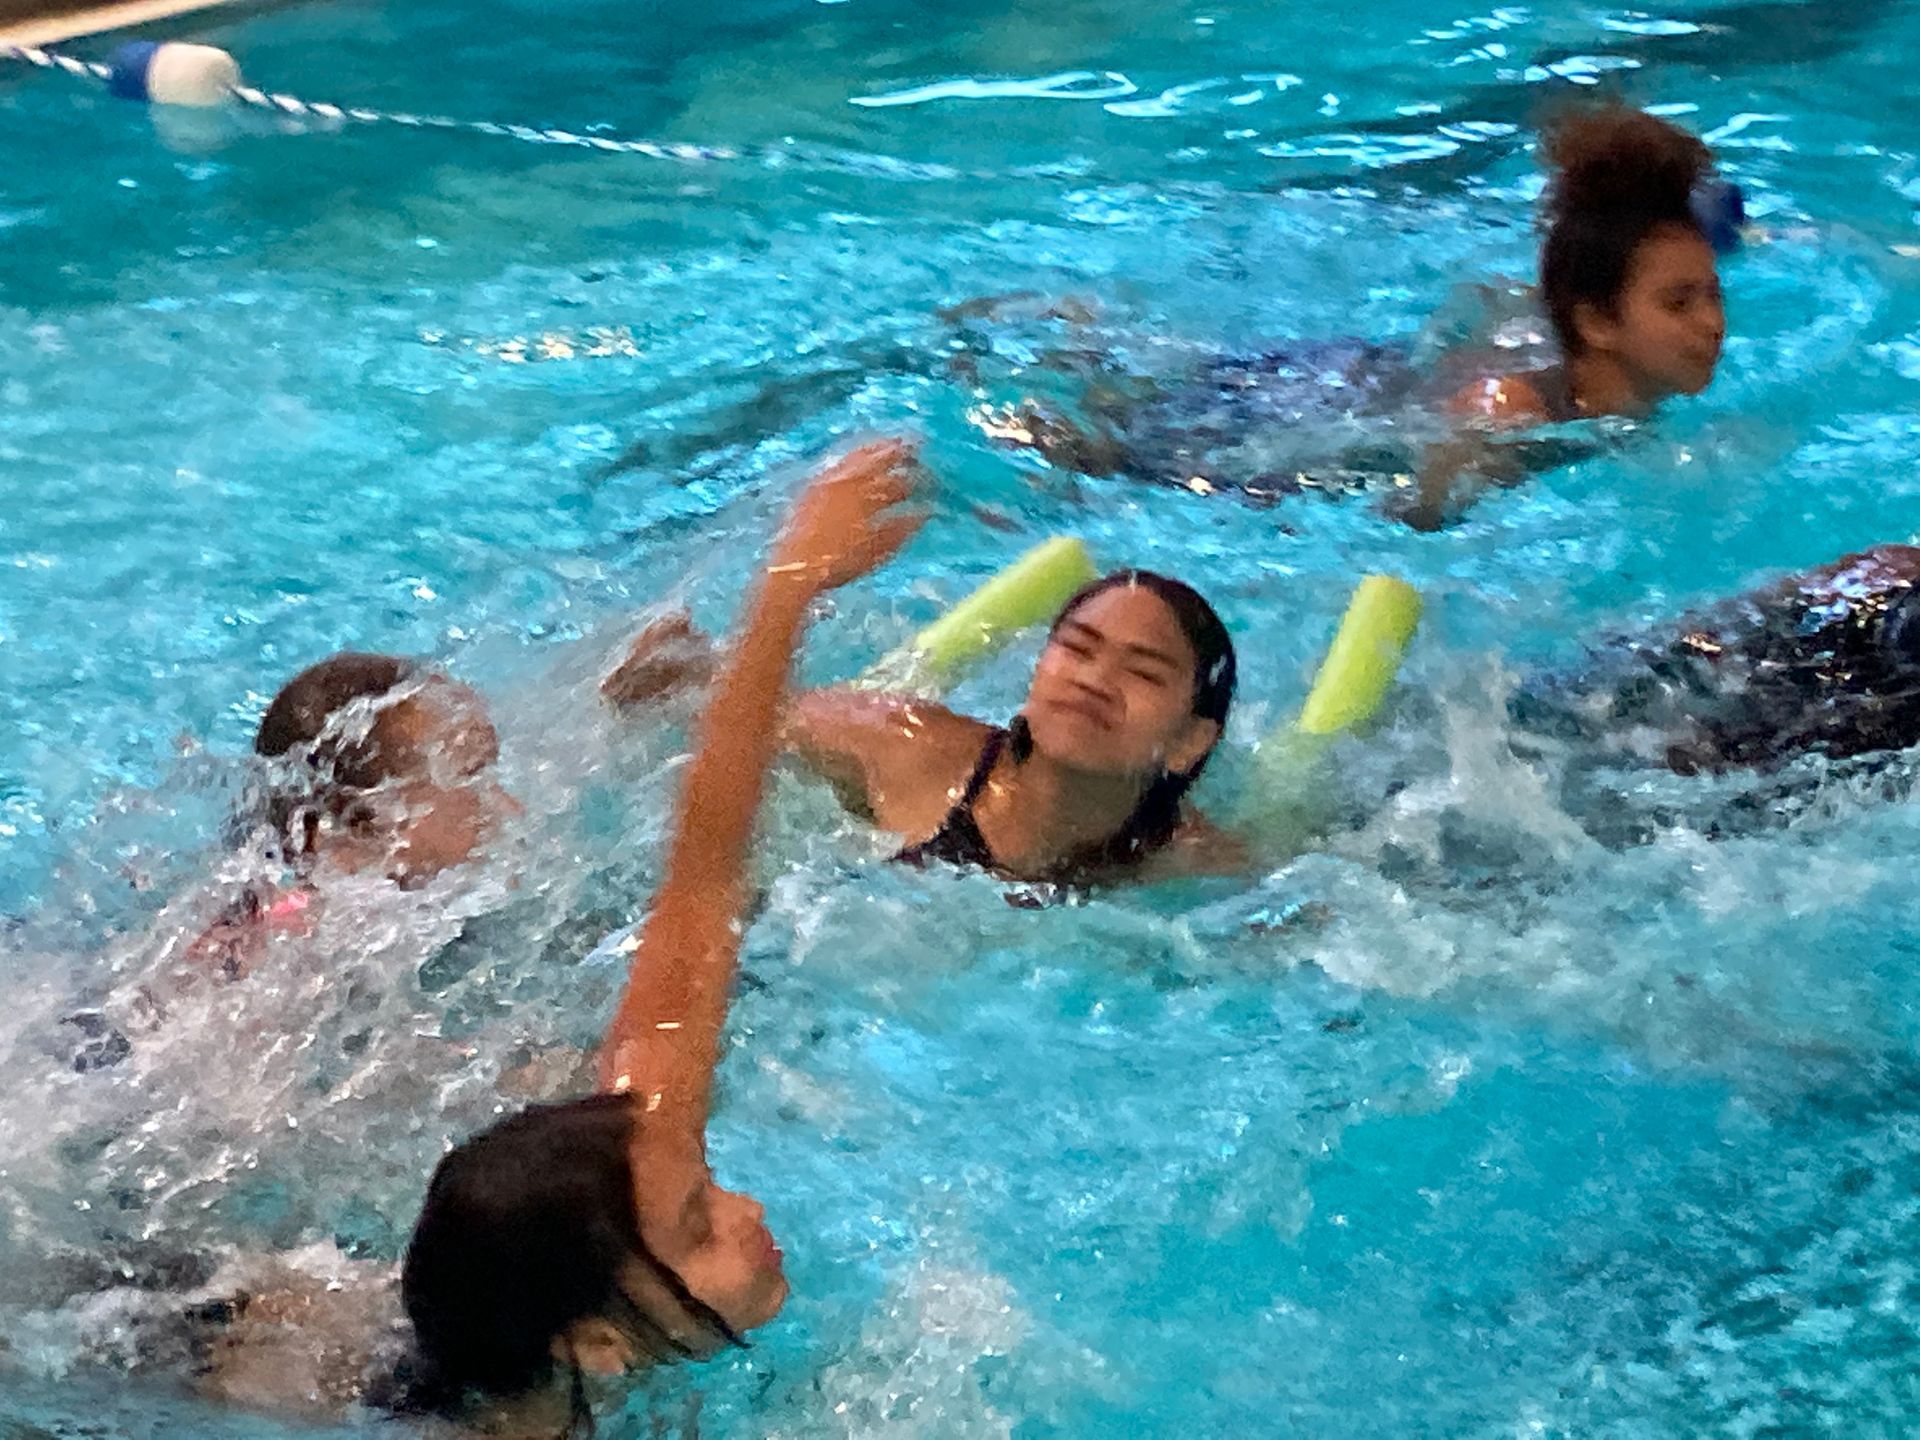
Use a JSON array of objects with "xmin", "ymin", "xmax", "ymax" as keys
[
  {"xmin": 954, "ymin": 726, "xmax": 1007, "ymax": 808},
  {"xmin": 893, "ymin": 727, "xmax": 1007, "ymax": 871}
]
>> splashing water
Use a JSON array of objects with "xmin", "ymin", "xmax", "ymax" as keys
[{"xmin": 7, "ymin": 0, "xmax": 1920, "ymax": 1434}]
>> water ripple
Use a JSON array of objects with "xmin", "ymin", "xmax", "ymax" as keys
[{"xmin": 851, "ymin": 70, "xmax": 1139, "ymax": 108}]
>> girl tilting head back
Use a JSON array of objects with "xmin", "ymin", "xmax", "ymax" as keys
[
  {"xmin": 396, "ymin": 441, "xmax": 924, "ymax": 1433},
  {"xmin": 889, "ymin": 569, "xmax": 1238, "ymax": 882}
]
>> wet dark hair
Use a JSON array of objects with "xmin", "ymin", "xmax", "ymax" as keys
[
  {"xmin": 254, "ymin": 652, "xmax": 418, "ymax": 853},
  {"xmin": 1539, "ymin": 107, "xmax": 1714, "ymax": 357},
  {"xmin": 1010, "ymin": 568, "xmax": 1237, "ymax": 874},
  {"xmin": 256, "ymin": 652, "xmax": 416, "ymax": 766},
  {"xmin": 399, "ymin": 1093, "xmax": 741, "ymax": 1436}
]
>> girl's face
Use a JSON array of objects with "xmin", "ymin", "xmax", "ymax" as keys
[
  {"xmin": 324, "ymin": 683, "xmax": 518, "ymax": 885},
  {"xmin": 1582, "ymin": 224, "xmax": 1726, "ymax": 401},
  {"xmin": 1022, "ymin": 584, "xmax": 1217, "ymax": 779}
]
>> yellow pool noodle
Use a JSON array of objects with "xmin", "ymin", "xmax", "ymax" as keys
[
  {"xmin": 1296, "ymin": 575, "xmax": 1423, "ymax": 737},
  {"xmin": 864, "ymin": 536, "xmax": 1098, "ymax": 692},
  {"xmin": 1248, "ymin": 574, "xmax": 1422, "ymax": 828}
]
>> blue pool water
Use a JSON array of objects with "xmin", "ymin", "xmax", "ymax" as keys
[{"xmin": 5, "ymin": 0, "xmax": 1920, "ymax": 1433}]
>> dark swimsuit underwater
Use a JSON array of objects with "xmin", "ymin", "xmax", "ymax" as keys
[
  {"xmin": 1508, "ymin": 545, "xmax": 1920, "ymax": 842},
  {"xmin": 980, "ymin": 341, "xmax": 1603, "ymax": 500}
]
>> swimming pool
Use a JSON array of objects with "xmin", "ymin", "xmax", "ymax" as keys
[{"xmin": 5, "ymin": 0, "xmax": 1920, "ymax": 1432}]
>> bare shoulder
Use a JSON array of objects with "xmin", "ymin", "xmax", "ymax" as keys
[
  {"xmin": 856, "ymin": 701, "xmax": 997, "ymax": 837},
  {"xmin": 1447, "ymin": 373, "xmax": 1553, "ymax": 429},
  {"xmin": 794, "ymin": 687, "xmax": 984, "ymax": 748},
  {"xmin": 785, "ymin": 688, "xmax": 992, "ymax": 832},
  {"xmin": 1144, "ymin": 809, "xmax": 1251, "ymax": 879},
  {"xmin": 792, "ymin": 686, "xmax": 957, "ymax": 735}
]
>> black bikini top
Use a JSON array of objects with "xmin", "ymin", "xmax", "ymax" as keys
[{"xmin": 893, "ymin": 727, "xmax": 1008, "ymax": 873}]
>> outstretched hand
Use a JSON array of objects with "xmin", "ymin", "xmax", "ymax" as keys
[{"xmin": 770, "ymin": 438, "xmax": 925, "ymax": 594}]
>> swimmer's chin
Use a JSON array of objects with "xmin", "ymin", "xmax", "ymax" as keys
[{"xmin": 1675, "ymin": 356, "xmax": 1721, "ymax": 396}]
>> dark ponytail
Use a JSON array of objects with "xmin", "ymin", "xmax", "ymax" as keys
[{"xmin": 397, "ymin": 1093, "xmax": 741, "ymax": 1433}]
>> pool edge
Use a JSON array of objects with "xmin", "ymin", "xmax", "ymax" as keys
[{"xmin": 0, "ymin": 0, "xmax": 256, "ymax": 47}]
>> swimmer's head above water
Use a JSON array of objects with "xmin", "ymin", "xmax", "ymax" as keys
[
  {"xmin": 1403, "ymin": 107, "xmax": 1735, "ymax": 527},
  {"xmin": 393, "ymin": 441, "xmax": 922, "ymax": 1433},
  {"xmin": 400, "ymin": 1092, "xmax": 780, "ymax": 1432},
  {"xmin": 255, "ymin": 652, "xmax": 513, "ymax": 886},
  {"xmin": 1538, "ymin": 106, "xmax": 1729, "ymax": 412},
  {"xmin": 1009, "ymin": 569, "xmax": 1237, "ymax": 867}
]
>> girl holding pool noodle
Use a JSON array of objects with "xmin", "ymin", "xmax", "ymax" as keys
[
  {"xmin": 610, "ymin": 543, "xmax": 1243, "ymax": 886},
  {"xmin": 808, "ymin": 566, "xmax": 1239, "ymax": 882},
  {"xmin": 399, "ymin": 439, "xmax": 924, "ymax": 1431}
]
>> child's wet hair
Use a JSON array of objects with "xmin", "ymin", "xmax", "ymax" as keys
[
  {"xmin": 257, "ymin": 652, "xmax": 417, "ymax": 774},
  {"xmin": 253, "ymin": 652, "xmax": 425, "ymax": 854},
  {"xmin": 397, "ymin": 1093, "xmax": 739, "ymax": 1434},
  {"xmin": 1539, "ymin": 106, "xmax": 1714, "ymax": 355}
]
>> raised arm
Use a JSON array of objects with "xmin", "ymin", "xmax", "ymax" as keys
[{"xmin": 596, "ymin": 440, "xmax": 923, "ymax": 1130}]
